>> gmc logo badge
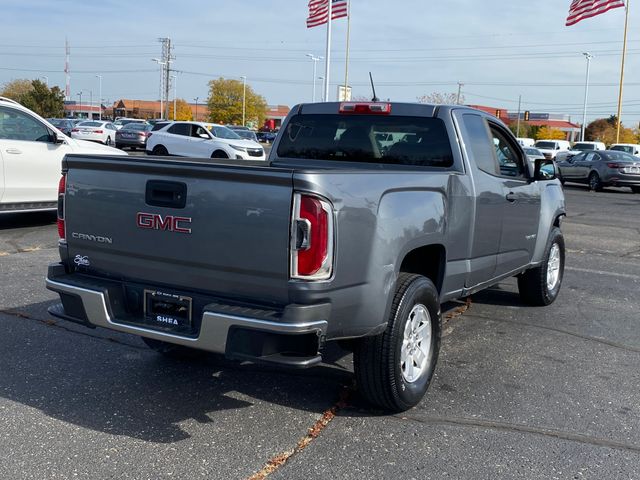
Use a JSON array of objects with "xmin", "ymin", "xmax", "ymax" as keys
[{"xmin": 136, "ymin": 212, "xmax": 192, "ymax": 234}]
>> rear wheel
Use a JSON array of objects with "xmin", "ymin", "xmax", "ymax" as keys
[
  {"xmin": 211, "ymin": 150, "xmax": 229, "ymax": 159},
  {"xmin": 152, "ymin": 145, "xmax": 168, "ymax": 156},
  {"xmin": 353, "ymin": 273, "xmax": 441, "ymax": 412},
  {"xmin": 588, "ymin": 171, "xmax": 602, "ymax": 191},
  {"xmin": 518, "ymin": 227, "xmax": 565, "ymax": 306}
]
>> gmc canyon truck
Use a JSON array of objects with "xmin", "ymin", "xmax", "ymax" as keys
[{"xmin": 46, "ymin": 102, "xmax": 566, "ymax": 412}]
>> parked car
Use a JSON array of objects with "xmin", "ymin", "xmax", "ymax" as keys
[
  {"xmin": 146, "ymin": 121, "xmax": 265, "ymax": 160},
  {"xmin": 257, "ymin": 131, "xmax": 277, "ymax": 144},
  {"xmin": 115, "ymin": 122, "xmax": 153, "ymax": 150},
  {"xmin": 47, "ymin": 118, "xmax": 75, "ymax": 136},
  {"xmin": 517, "ymin": 137, "xmax": 535, "ymax": 147},
  {"xmin": 71, "ymin": 121, "xmax": 118, "ymax": 145},
  {"xmin": 113, "ymin": 118, "xmax": 147, "ymax": 130},
  {"xmin": 233, "ymin": 130, "xmax": 259, "ymax": 142},
  {"xmin": 46, "ymin": 101, "xmax": 565, "ymax": 412},
  {"xmin": 534, "ymin": 139, "xmax": 571, "ymax": 160},
  {"xmin": 609, "ymin": 143, "xmax": 640, "ymax": 156},
  {"xmin": 0, "ymin": 96, "xmax": 125, "ymax": 214},
  {"xmin": 556, "ymin": 150, "xmax": 640, "ymax": 192},
  {"xmin": 523, "ymin": 147, "xmax": 545, "ymax": 163},
  {"xmin": 555, "ymin": 141, "xmax": 606, "ymax": 163}
]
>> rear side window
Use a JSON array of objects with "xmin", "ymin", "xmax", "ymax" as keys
[
  {"xmin": 151, "ymin": 122, "xmax": 169, "ymax": 131},
  {"xmin": 167, "ymin": 123, "xmax": 191, "ymax": 136},
  {"xmin": 276, "ymin": 114, "xmax": 453, "ymax": 167},
  {"xmin": 462, "ymin": 114, "xmax": 499, "ymax": 176}
]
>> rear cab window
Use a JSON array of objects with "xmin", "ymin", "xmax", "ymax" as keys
[{"xmin": 276, "ymin": 114, "xmax": 454, "ymax": 168}]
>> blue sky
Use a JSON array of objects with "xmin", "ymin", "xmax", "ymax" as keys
[{"xmin": 1, "ymin": 0, "xmax": 638, "ymax": 127}]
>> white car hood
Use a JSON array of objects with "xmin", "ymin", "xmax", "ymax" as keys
[
  {"xmin": 65, "ymin": 137, "xmax": 128, "ymax": 155},
  {"xmin": 222, "ymin": 139, "xmax": 262, "ymax": 149}
]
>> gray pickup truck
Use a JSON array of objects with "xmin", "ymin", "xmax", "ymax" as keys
[{"xmin": 46, "ymin": 102, "xmax": 565, "ymax": 412}]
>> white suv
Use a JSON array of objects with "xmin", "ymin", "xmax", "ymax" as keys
[
  {"xmin": 146, "ymin": 121, "xmax": 265, "ymax": 161},
  {"xmin": 0, "ymin": 97, "xmax": 126, "ymax": 213},
  {"xmin": 533, "ymin": 139, "xmax": 571, "ymax": 160}
]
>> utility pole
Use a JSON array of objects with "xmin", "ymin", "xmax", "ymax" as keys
[
  {"xmin": 240, "ymin": 76, "xmax": 247, "ymax": 126},
  {"xmin": 95, "ymin": 74, "xmax": 102, "ymax": 121},
  {"xmin": 171, "ymin": 74, "xmax": 177, "ymax": 120},
  {"xmin": 156, "ymin": 37, "xmax": 175, "ymax": 120},
  {"xmin": 456, "ymin": 82, "xmax": 464, "ymax": 105},
  {"xmin": 194, "ymin": 97, "xmax": 199, "ymax": 122},
  {"xmin": 581, "ymin": 52, "xmax": 593, "ymax": 142},
  {"xmin": 516, "ymin": 95, "xmax": 522, "ymax": 138},
  {"xmin": 89, "ymin": 90, "xmax": 93, "ymax": 120},
  {"xmin": 77, "ymin": 91, "xmax": 83, "ymax": 118}
]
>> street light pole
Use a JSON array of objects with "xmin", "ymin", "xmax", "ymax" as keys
[
  {"xmin": 77, "ymin": 91, "xmax": 83, "ymax": 118},
  {"xmin": 306, "ymin": 54, "xmax": 322, "ymax": 102},
  {"xmin": 171, "ymin": 74, "xmax": 177, "ymax": 120},
  {"xmin": 152, "ymin": 58, "xmax": 166, "ymax": 119},
  {"xmin": 89, "ymin": 90, "xmax": 93, "ymax": 120},
  {"xmin": 95, "ymin": 74, "xmax": 102, "ymax": 121},
  {"xmin": 240, "ymin": 76, "xmax": 247, "ymax": 126},
  {"xmin": 194, "ymin": 97, "xmax": 199, "ymax": 122},
  {"xmin": 456, "ymin": 82, "xmax": 464, "ymax": 105},
  {"xmin": 581, "ymin": 52, "xmax": 593, "ymax": 142}
]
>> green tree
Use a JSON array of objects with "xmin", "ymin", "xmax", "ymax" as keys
[
  {"xmin": 0, "ymin": 79, "xmax": 34, "ymax": 101},
  {"xmin": 207, "ymin": 78, "xmax": 267, "ymax": 126},
  {"xmin": 168, "ymin": 98, "xmax": 193, "ymax": 121},
  {"xmin": 18, "ymin": 80, "xmax": 65, "ymax": 117},
  {"xmin": 508, "ymin": 122, "xmax": 535, "ymax": 139}
]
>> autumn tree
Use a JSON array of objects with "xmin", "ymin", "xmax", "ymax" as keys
[
  {"xmin": 0, "ymin": 79, "xmax": 34, "ymax": 101},
  {"xmin": 536, "ymin": 127, "xmax": 566, "ymax": 140},
  {"xmin": 585, "ymin": 117, "xmax": 637, "ymax": 144},
  {"xmin": 417, "ymin": 92, "xmax": 464, "ymax": 105},
  {"xmin": 168, "ymin": 99, "xmax": 193, "ymax": 121},
  {"xmin": 206, "ymin": 78, "xmax": 267, "ymax": 126}
]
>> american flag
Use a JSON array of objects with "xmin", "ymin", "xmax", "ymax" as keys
[
  {"xmin": 566, "ymin": 0, "xmax": 626, "ymax": 26},
  {"xmin": 307, "ymin": 0, "xmax": 348, "ymax": 28}
]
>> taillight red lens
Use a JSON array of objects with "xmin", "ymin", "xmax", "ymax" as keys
[
  {"xmin": 93, "ymin": 129, "xmax": 103, "ymax": 134},
  {"xmin": 291, "ymin": 193, "xmax": 333, "ymax": 280},
  {"xmin": 607, "ymin": 162, "xmax": 622, "ymax": 168},
  {"xmin": 71, "ymin": 128, "xmax": 79, "ymax": 132},
  {"xmin": 57, "ymin": 175, "xmax": 66, "ymax": 240}
]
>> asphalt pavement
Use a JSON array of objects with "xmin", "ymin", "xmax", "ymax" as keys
[{"xmin": 0, "ymin": 184, "xmax": 638, "ymax": 479}]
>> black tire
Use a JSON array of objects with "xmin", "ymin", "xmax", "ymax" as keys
[
  {"xmin": 588, "ymin": 171, "xmax": 602, "ymax": 192},
  {"xmin": 141, "ymin": 337, "xmax": 205, "ymax": 360},
  {"xmin": 631, "ymin": 186, "xmax": 640, "ymax": 194},
  {"xmin": 211, "ymin": 150, "xmax": 229, "ymax": 159},
  {"xmin": 353, "ymin": 273, "xmax": 441, "ymax": 412},
  {"xmin": 106, "ymin": 136, "xmax": 112, "ymax": 146},
  {"xmin": 518, "ymin": 227, "xmax": 565, "ymax": 306},
  {"xmin": 152, "ymin": 145, "xmax": 168, "ymax": 156}
]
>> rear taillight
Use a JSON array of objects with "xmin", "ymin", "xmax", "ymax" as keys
[
  {"xmin": 290, "ymin": 193, "xmax": 334, "ymax": 280},
  {"xmin": 93, "ymin": 129, "xmax": 103, "ymax": 134},
  {"xmin": 57, "ymin": 174, "xmax": 66, "ymax": 241},
  {"xmin": 71, "ymin": 128, "xmax": 79, "ymax": 132},
  {"xmin": 607, "ymin": 162, "xmax": 622, "ymax": 168},
  {"xmin": 339, "ymin": 102, "xmax": 392, "ymax": 114}
]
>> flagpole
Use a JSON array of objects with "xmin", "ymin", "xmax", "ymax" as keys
[
  {"xmin": 615, "ymin": 0, "xmax": 630, "ymax": 142},
  {"xmin": 324, "ymin": 0, "xmax": 332, "ymax": 101},
  {"xmin": 343, "ymin": 0, "xmax": 351, "ymax": 100}
]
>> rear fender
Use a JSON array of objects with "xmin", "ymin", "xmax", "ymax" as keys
[{"xmin": 531, "ymin": 181, "xmax": 565, "ymax": 264}]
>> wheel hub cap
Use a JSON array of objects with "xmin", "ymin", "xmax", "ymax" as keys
[
  {"xmin": 401, "ymin": 304, "xmax": 432, "ymax": 383},
  {"xmin": 547, "ymin": 243, "xmax": 561, "ymax": 291}
]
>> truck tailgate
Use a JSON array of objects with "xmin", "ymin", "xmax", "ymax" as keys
[{"xmin": 63, "ymin": 156, "xmax": 293, "ymax": 305}]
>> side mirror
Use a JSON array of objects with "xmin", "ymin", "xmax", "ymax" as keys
[
  {"xmin": 534, "ymin": 158, "xmax": 556, "ymax": 181},
  {"xmin": 198, "ymin": 133, "xmax": 209, "ymax": 139}
]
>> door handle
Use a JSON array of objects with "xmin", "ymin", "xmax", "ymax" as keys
[
  {"xmin": 505, "ymin": 192, "xmax": 517, "ymax": 202},
  {"xmin": 5, "ymin": 148, "xmax": 22, "ymax": 154}
]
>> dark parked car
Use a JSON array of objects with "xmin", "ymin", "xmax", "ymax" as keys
[
  {"xmin": 47, "ymin": 118, "xmax": 75, "ymax": 136},
  {"xmin": 557, "ymin": 150, "xmax": 640, "ymax": 192},
  {"xmin": 115, "ymin": 123, "xmax": 153, "ymax": 150},
  {"xmin": 257, "ymin": 131, "xmax": 277, "ymax": 144}
]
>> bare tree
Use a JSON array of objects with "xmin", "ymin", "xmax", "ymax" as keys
[{"xmin": 417, "ymin": 92, "xmax": 464, "ymax": 105}]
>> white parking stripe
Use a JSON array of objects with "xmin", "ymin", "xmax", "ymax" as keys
[{"xmin": 566, "ymin": 266, "xmax": 640, "ymax": 281}]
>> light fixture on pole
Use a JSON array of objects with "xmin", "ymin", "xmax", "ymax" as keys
[
  {"xmin": 171, "ymin": 74, "xmax": 177, "ymax": 120},
  {"xmin": 95, "ymin": 74, "xmax": 102, "ymax": 121},
  {"xmin": 306, "ymin": 54, "xmax": 323, "ymax": 102},
  {"xmin": 76, "ymin": 91, "xmax": 83, "ymax": 118},
  {"xmin": 152, "ymin": 58, "xmax": 166, "ymax": 119},
  {"xmin": 581, "ymin": 52, "xmax": 593, "ymax": 142},
  {"xmin": 240, "ymin": 76, "xmax": 247, "ymax": 126}
]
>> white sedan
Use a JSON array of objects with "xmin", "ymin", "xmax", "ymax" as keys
[
  {"xmin": 146, "ymin": 121, "xmax": 265, "ymax": 160},
  {"xmin": 71, "ymin": 121, "xmax": 118, "ymax": 146},
  {"xmin": 0, "ymin": 97, "xmax": 126, "ymax": 214}
]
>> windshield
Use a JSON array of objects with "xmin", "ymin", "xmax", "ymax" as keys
[
  {"xmin": 209, "ymin": 125, "xmax": 241, "ymax": 139},
  {"xmin": 610, "ymin": 145, "xmax": 634, "ymax": 154},
  {"xmin": 235, "ymin": 130, "xmax": 257, "ymax": 140},
  {"xmin": 534, "ymin": 141, "xmax": 556, "ymax": 149},
  {"xmin": 524, "ymin": 147, "xmax": 542, "ymax": 156},
  {"xmin": 572, "ymin": 143, "xmax": 596, "ymax": 151},
  {"xmin": 122, "ymin": 123, "xmax": 151, "ymax": 131},
  {"xmin": 603, "ymin": 151, "xmax": 636, "ymax": 162},
  {"xmin": 276, "ymin": 114, "xmax": 453, "ymax": 167}
]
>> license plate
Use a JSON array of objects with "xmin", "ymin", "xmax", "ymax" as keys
[{"xmin": 143, "ymin": 290, "xmax": 193, "ymax": 333}]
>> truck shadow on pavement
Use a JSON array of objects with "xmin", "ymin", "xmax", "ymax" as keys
[
  {"xmin": 0, "ymin": 211, "xmax": 57, "ymax": 230},
  {"xmin": 0, "ymin": 300, "xmax": 354, "ymax": 444}
]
